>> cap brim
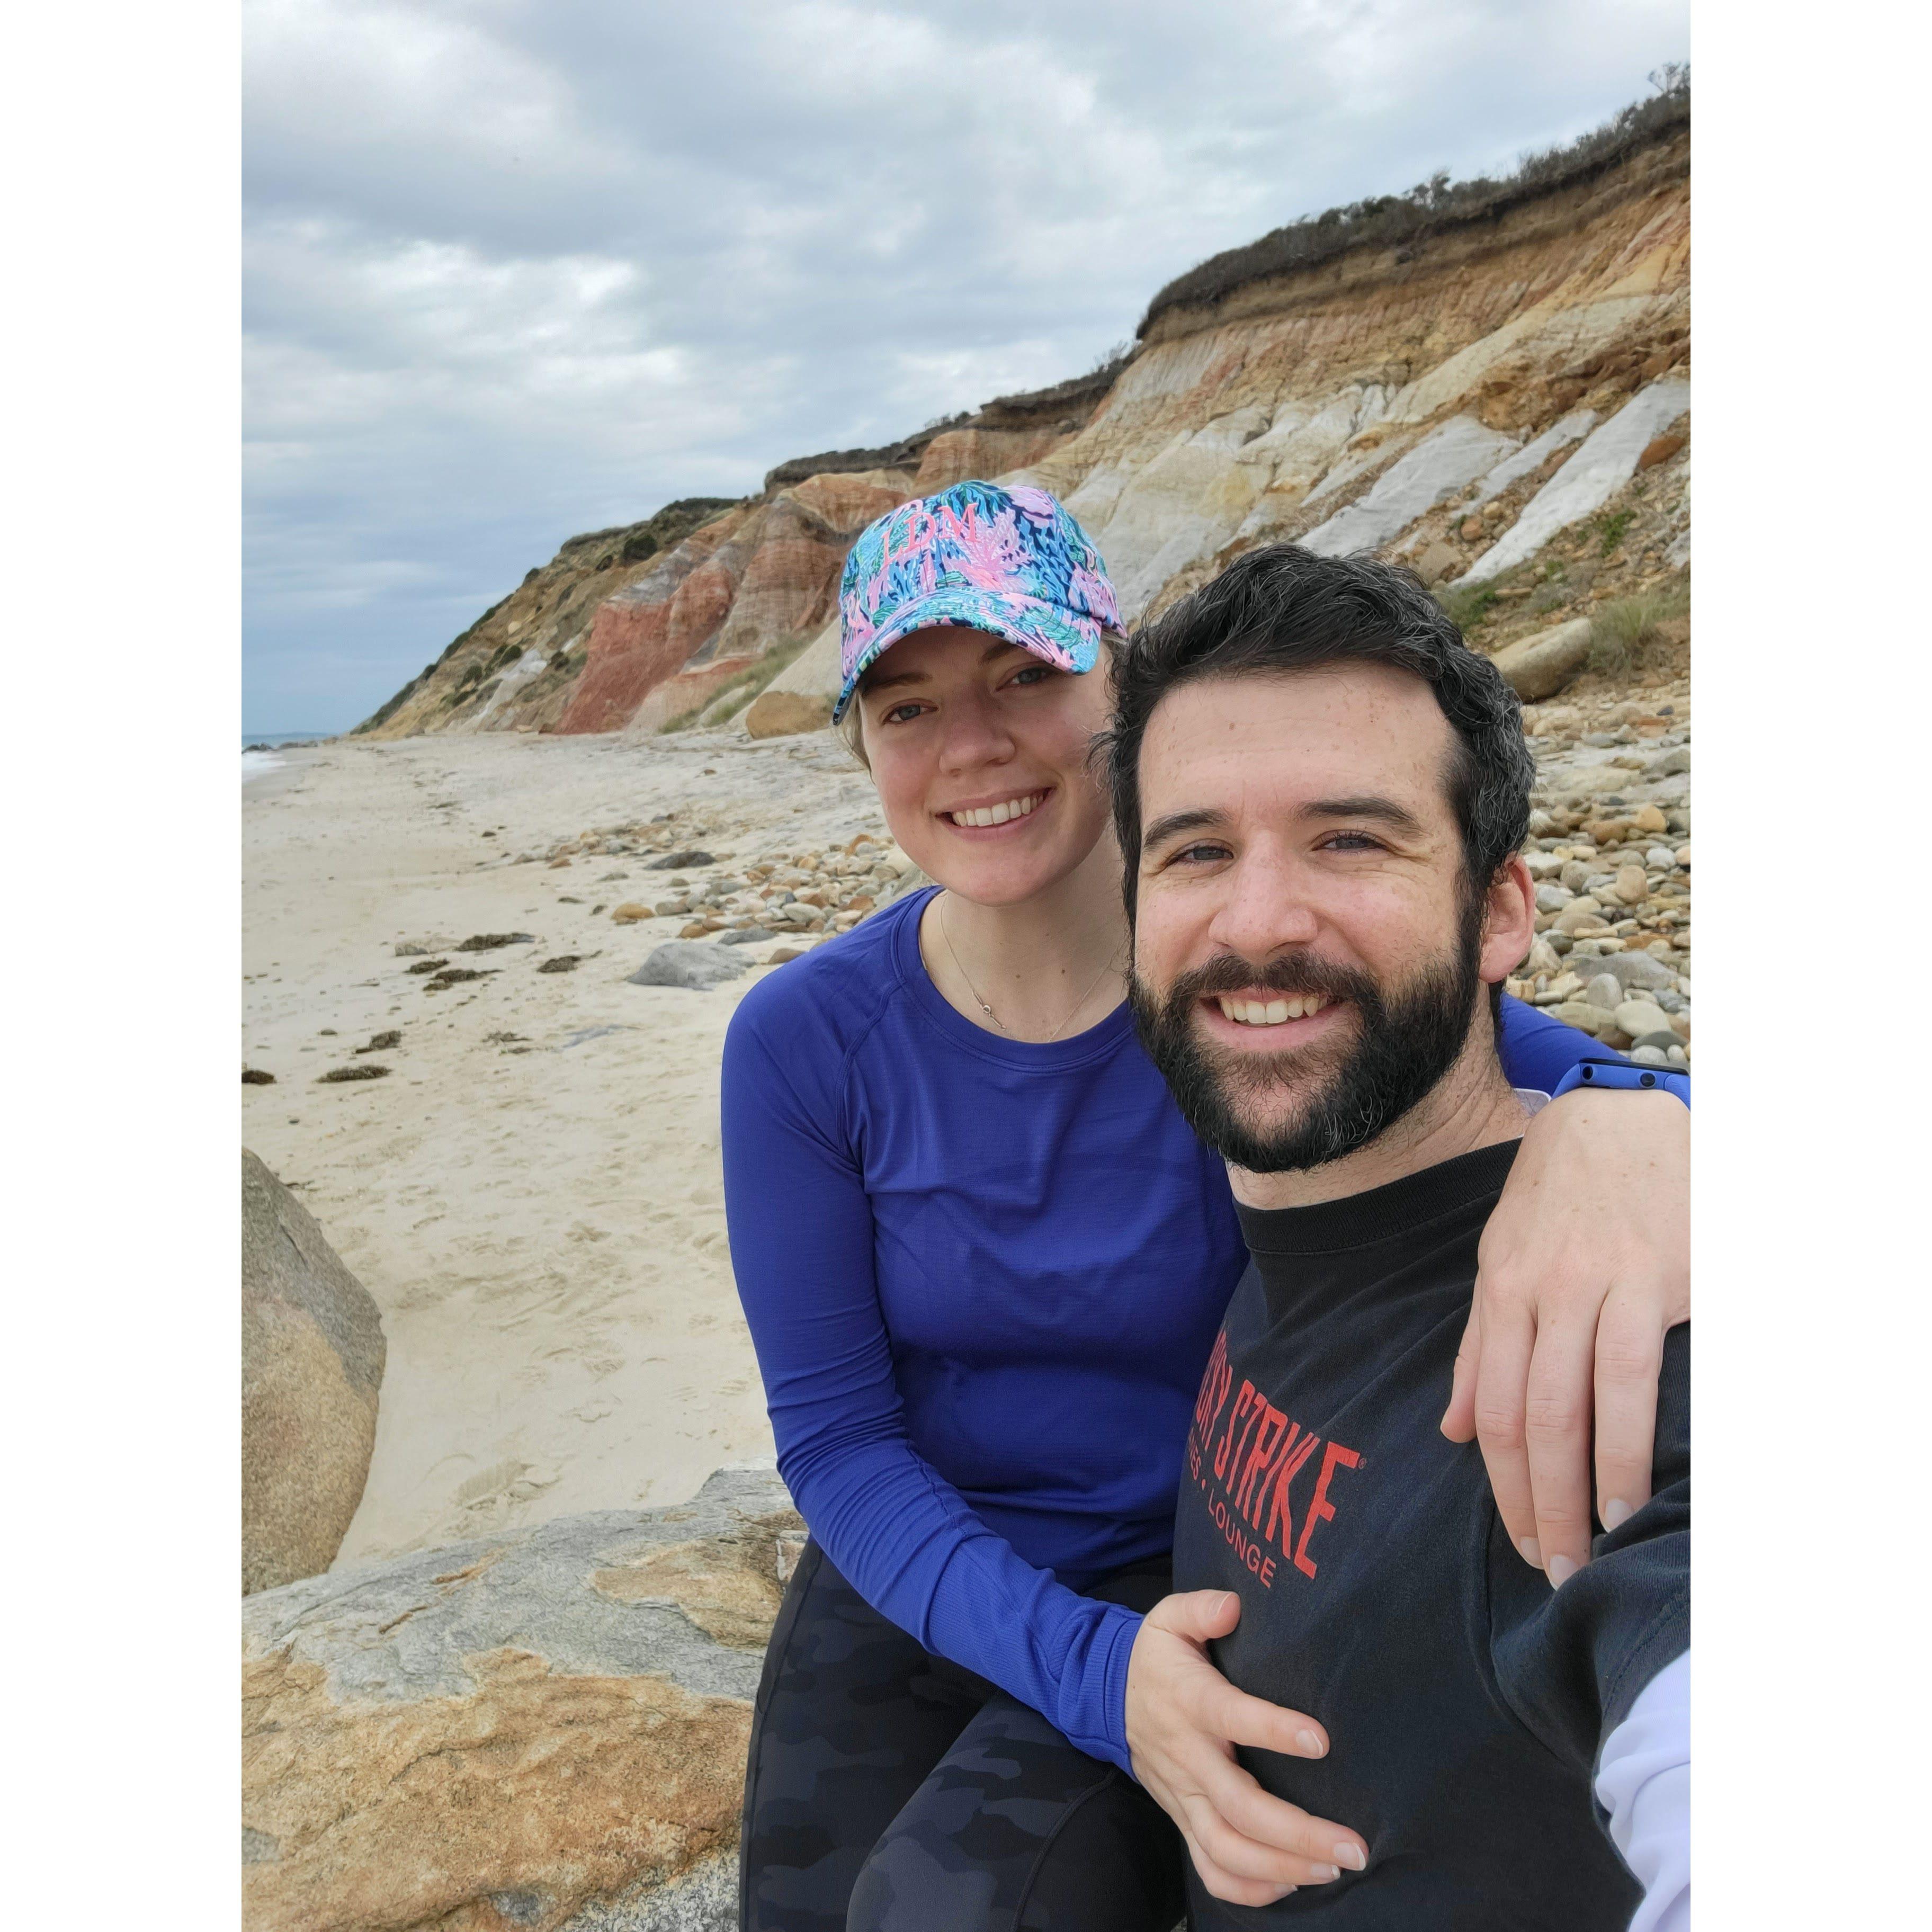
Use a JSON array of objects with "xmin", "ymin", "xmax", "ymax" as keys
[{"xmin": 834, "ymin": 587, "xmax": 1102, "ymax": 722}]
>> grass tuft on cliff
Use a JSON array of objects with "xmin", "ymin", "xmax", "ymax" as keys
[{"xmin": 1589, "ymin": 585, "xmax": 1690, "ymax": 678}]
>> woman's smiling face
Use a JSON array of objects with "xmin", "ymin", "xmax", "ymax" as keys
[{"xmin": 854, "ymin": 625, "xmax": 1117, "ymax": 907}]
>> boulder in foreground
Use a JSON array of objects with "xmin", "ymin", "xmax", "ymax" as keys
[
  {"xmin": 243, "ymin": 1466, "xmax": 803, "ymax": 1932},
  {"xmin": 243, "ymin": 1150, "xmax": 386, "ymax": 1595},
  {"xmin": 1490, "ymin": 617, "xmax": 1595, "ymax": 702}
]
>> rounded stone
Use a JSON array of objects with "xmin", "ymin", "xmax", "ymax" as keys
[
  {"xmin": 628, "ymin": 941, "xmax": 751, "ymax": 990},
  {"xmin": 1549, "ymin": 1001, "xmax": 1607, "ymax": 1036},
  {"xmin": 1614, "ymin": 999, "xmax": 1672, "ymax": 1039},
  {"xmin": 1555, "ymin": 902, "xmax": 1612, "ymax": 937}
]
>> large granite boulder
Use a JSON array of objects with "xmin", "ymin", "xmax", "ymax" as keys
[
  {"xmin": 242, "ymin": 1466, "xmax": 803, "ymax": 1932},
  {"xmin": 243, "ymin": 1150, "xmax": 386, "ymax": 1595}
]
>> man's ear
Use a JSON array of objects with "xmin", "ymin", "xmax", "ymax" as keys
[{"xmin": 1478, "ymin": 854, "xmax": 1537, "ymax": 987}]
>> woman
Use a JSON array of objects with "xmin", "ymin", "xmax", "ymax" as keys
[{"xmin": 721, "ymin": 482, "xmax": 1688, "ymax": 1930}]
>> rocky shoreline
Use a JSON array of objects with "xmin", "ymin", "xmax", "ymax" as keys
[{"xmin": 1510, "ymin": 686, "xmax": 1692, "ymax": 1062}]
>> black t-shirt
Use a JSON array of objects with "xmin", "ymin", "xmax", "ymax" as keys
[{"xmin": 1172, "ymin": 1140, "xmax": 1689, "ymax": 1930}]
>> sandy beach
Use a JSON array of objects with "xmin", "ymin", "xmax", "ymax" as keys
[
  {"xmin": 243, "ymin": 725, "xmax": 896, "ymax": 1568},
  {"xmin": 244, "ymin": 681, "xmax": 1688, "ymax": 1576}
]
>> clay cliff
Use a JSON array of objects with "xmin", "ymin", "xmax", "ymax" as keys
[{"xmin": 356, "ymin": 83, "xmax": 1688, "ymax": 744}]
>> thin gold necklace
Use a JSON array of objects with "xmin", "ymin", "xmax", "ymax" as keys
[{"xmin": 938, "ymin": 892, "xmax": 1121, "ymax": 1043}]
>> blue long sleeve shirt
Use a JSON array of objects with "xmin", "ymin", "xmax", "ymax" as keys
[{"xmin": 720, "ymin": 886, "xmax": 1624, "ymax": 1772}]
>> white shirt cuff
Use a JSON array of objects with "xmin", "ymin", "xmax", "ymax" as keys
[{"xmin": 1596, "ymin": 1647, "xmax": 1689, "ymax": 1932}]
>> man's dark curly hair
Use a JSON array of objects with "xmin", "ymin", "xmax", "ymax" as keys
[{"xmin": 1099, "ymin": 544, "xmax": 1536, "ymax": 918}]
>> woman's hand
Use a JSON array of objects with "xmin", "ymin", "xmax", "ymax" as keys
[
  {"xmin": 1442, "ymin": 1087, "xmax": 1690, "ymax": 1584},
  {"xmin": 1125, "ymin": 1590, "xmax": 1367, "ymax": 1906}
]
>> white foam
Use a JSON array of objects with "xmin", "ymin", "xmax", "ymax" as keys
[{"xmin": 242, "ymin": 751, "xmax": 285, "ymax": 783}]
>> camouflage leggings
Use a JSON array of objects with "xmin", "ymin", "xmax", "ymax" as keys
[{"xmin": 740, "ymin": 1540, "xmax": 1188, "ymax": 1932}]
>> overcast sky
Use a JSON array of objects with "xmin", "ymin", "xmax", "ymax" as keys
[{"xmin": 243, "ymin": 0, "xmax": 1689, "ymax": 732}]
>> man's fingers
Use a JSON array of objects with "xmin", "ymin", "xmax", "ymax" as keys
[
  {"xmin": 1468, "ymin": 1294, "xmax": 1540, "ymax": 1565},
  {"xmin": 1593, "ymin": 1296, "xmax": 1663, "ymax": 1531},
  {"xmin": 1441, "ymin": 1300, "xmax": 1481, "ymax": 1442},
  {"xmin": 1521, "ymin": 1310, "xmax": 1598, "ymax": 1582}
]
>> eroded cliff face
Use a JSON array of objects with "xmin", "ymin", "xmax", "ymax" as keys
[
  {"xmin": 355, "ymin": 499, "xmax": 739, "ymax": 738},
  {"xmin": 354, "ymin": 361, "xmax": 1113, "ymax": 739},
  {"xmin": 1027, "ymin": 127, "xmax": 1687, "ymax": 630},
  {"xmin": 360, "ymin": 117, "xmax": 1687, "ymax": 743},
  {"xmin": 570, "ymin": 470, "xmax": 916, "ymax": 739}
]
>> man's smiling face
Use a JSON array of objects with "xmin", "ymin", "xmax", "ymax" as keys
[{"xmin": 1126, "ymin": 660, "xmax": 1533, "ymax": 1173}]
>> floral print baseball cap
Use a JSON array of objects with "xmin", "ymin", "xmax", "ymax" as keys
[{"xmin": 834, "ymin": 481, "xmax": 1121, "ymax": 722}]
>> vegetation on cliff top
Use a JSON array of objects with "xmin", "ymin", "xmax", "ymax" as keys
[
  {"xmin": 762, "ymin": 350, "xmax": 1134, "ymax": 493},
  {"xmin": 1139, "ymin": 67, "xmax": 1688, "ymax": 336}
]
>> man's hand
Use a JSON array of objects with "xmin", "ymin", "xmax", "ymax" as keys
[
  {"xmin": 1125, "ymin": 1590, "xmax": 1367, "ymax": 1906},
  {"xmin": 1442, "ymin": 1087, "xmax": 1689, "ymax": 1584}
]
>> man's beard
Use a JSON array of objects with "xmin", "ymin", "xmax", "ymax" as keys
[{"xmin": 1128, "ymin": 913, "xmax": 1484, "ymax": 1175}]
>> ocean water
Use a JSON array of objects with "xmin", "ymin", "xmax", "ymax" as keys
[{"xmin": 243, "ymin": 730, "xmax": 333, "ymax": 782}]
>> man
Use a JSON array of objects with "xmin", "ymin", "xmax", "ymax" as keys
[{"xmin": 1108, "ymin": 545, "xmax": 1689, "ymax": 1928}]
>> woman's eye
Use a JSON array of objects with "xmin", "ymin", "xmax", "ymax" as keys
[
  {"xmin": 1007, "ymin": 664, "xmax": 1050, "ymax": 688},
  {"xmin": 882, "ymin": 703, "xmax": 926, "ymax": 725}
]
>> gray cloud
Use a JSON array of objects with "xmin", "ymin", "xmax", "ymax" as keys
[{"xmin": 244, "ymin": 0, "xmax": 1688, "ymax": 730}]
